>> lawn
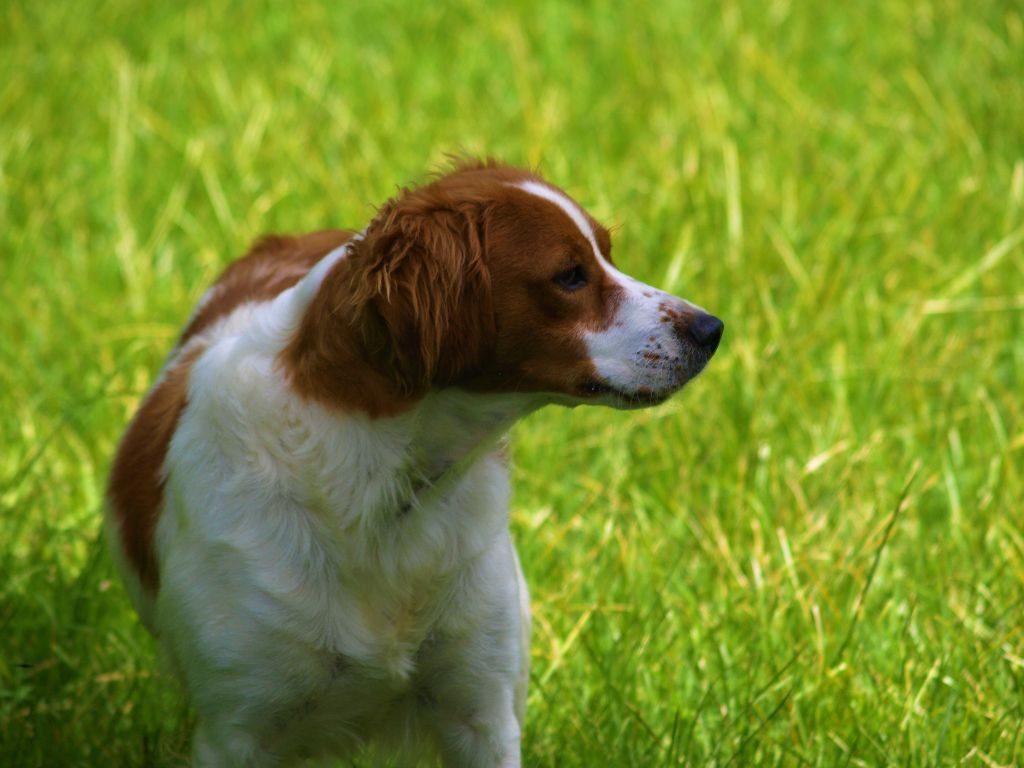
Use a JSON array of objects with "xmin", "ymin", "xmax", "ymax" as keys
[{"xmin": 2, "ymin": 0, "xmax": 1023, "ymax": 765}]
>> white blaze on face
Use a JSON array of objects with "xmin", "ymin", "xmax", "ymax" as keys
[
  {"xmin": 512, "ymin": 180, "xmax": 698, "ymax": 398},
  {"xmin": 514, "ymin": 181, "xmax": 605, "ymax": 263}
]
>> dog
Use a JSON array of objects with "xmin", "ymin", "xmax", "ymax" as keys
[{"xmin": 106, "ymin": 160, "xmax": 723, "ymax": 767}]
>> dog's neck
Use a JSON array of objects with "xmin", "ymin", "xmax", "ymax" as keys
[{"xmin": 394, "ymin": 389, "xmax": 543, "ymax": 515}]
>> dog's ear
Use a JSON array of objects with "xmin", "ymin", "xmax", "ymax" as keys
[{"xmin": 346, "ymin": 195, "xmax": 494, "ymax": 394}]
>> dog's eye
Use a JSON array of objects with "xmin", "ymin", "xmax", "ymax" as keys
[{"xmin": 552, "ymin": 265, "xmax": 588, "ymax": 292}]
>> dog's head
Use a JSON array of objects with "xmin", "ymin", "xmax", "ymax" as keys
[{"xmin": 301, "ymin": 161, "xmax": 722, "ymax": 414}]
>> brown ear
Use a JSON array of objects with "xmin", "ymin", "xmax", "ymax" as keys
[{"xmin": 346, "ymin": 196, "xmax": 494, "ymax": 394}]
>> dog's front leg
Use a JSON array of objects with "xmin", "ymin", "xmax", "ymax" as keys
[
  {"xmin": 431, "ymin": 690, "xmax": 522, "ymax": 768},
  {"xmin": 419, "ymin": 539, "xmax": 528, "ymax": 768}
]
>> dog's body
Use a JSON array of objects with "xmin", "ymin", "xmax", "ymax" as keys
[{"xmin": 107, "ymin": 162, "xmax": 722, "ymax": 766}]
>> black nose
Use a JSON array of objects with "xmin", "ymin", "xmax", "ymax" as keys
[{"xmin": 686, "ymin": 312, "xmax": 724, "ymax": 352}]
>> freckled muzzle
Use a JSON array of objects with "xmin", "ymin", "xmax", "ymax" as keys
[
  {"xmin": 664, "ymin": 304, "xmax": 725, "ymax": 382},
  {"xmin": 580, "ymin": 296, "xmax": 724, "ymax": 409}
]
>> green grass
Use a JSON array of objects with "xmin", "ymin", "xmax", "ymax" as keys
[{"xmin": 2, "ymin": 0, "xmax": 1023, "ymax": 765}]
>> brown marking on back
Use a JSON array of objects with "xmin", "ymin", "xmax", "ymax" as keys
[
  {"xmin": 108, "ymin": 342, "xmax": 206, "ymax": 591},
  {"xmin": 108, "ymin": 229, "xmax": 354, "ymax": 592},
  {"xmin": 180, "ymin": 229, "xmax": 354, "ymax": 346}
]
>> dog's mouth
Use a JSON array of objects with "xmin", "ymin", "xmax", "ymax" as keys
[{"xmin": 577, "ymin": 379, "xmax": 673, "ymax": 409}]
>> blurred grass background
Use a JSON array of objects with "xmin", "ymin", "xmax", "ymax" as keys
[{"xmin": 2, "ymin": 0, "xmax": 1023, "ymax": 765}]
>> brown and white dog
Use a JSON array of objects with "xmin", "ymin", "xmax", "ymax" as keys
[{"xmin": 106, "ymin": 160, "xmax": 723, "ymax": 767}]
